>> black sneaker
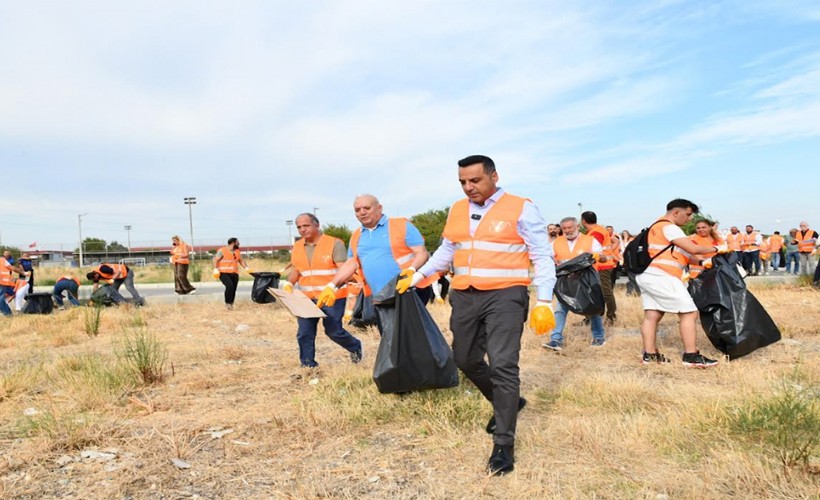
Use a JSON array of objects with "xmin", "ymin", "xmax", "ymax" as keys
[
  {"xmin": 350, "ymin": 348, "xmax": 363, "ymax": 364},
  {"xmin": 642, "ymin": 351, "xmax": 671, "ymax": 364},
  {"xmin": 682, "ymin": 351, "xmax": 718, "ymax": 368},
  {"xmin": 487, "ymin": 444, "xmax": 514, "ymax": 476},
  {"xmin": 485, "ymin": 397, "xmax": 527, "ymax": 434}
]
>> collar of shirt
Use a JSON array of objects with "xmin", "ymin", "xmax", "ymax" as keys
[
  {"xmin": 363, "ymin": 215, "xmax": 388, "ymax": 233},
  {"xmin": 468, "ymin": 188, "xmax": 504, "ymax": 234}
]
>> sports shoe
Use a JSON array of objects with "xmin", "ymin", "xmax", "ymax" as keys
[
  {"xmin": 642, "ymin": 351, "xmax": 671, "ymax": 364},
  {"xmin": 682, "ymin": 351, "xmax": 718, "ymax": 368},
  {"xmin": 189, "ymin": 289, "xmax": 197, "ymax": 295},
  {"xmin": 542, "ymin": 340, "xmax": 563, "ymax": 351},
  {"xmin": 590, "ymin": 338, "xmax": 606, "ymax": 347},
  {"xmin": 350, "ymin": 344, "xmax": 363, "ymax": 364}
]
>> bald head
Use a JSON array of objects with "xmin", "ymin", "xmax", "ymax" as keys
[{"xmin": 354, "ymin": 194, "xmax": 383, "ymax": 229}]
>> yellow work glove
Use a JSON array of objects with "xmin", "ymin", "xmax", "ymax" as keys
[
  {"xmin": 435, "ymin": 297, "xmax": 445, "ymax": 304},
  {"xmin": 343, "ymin": 310, "xmax": 353, "ymax": 323},
  {"xmin": 529, "ymin": 301, "xmax": 556, "ymax": 335},
  {"xmin": 315, "ymin": 284, "xmax": 338, "ymax": 308},
  {"xmin": 702, "ymin": 258, "xmax": 713, "ymax": 269},
  {"xmin": 212, "ymin": 268, "xmax": 220, "ymax": 279},
  {"xmin": 591, "ymin": 252, "xmax": 601, "ymax": 262},
  {"xmin": 244, "ymin": 267, "xmax": 253, "ymax": 274},
  {"xmin": 395, "ymin": 267, "xmax": 424, "ymax": 294},
  {"xmin": 714, "ymin": 244, "xmax": 730, "ymax": 254},
  {"xmin": 282, "ymin": 282, "xmax": 293, "ymax": 293}
]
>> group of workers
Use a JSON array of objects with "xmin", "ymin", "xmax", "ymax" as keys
[{"xmin": 5, "ymin": 153, "xmax": 817, "ymax": 477}]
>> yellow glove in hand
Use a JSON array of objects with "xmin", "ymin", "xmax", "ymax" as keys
[
  {"xmin": 702, "ymin": 258, "xmax": 713, "ymax": 269},
  {"xmin": 435, "ymin": 297, "xmax": 445, "ymax": 304},
  {"xmin": 529, "ymin": 302, "xmax": 556, "ymax": 335},
  {"xmin": 591, "ymin": 252, "xmax": 601, "ymax": 262},
  {"xmin": 395, "ymin": 268, "xmax": 424, "ymax": 294},
  {"xmin": 715, "ymin": 244, "xmax": 730, "ymax": 254},
  {"xmin": 212, "ymin": 268, "xmax": 220, "ymax": 279},
  {"xmin": 343, "ymin": 310, "xmax": 353, "ymax": 323},
  {"xmin": 245, "ymin": 267, "xmax": 253, "ymax": 274},
  {"xmin": 315, "ymin": 284, "xmax": 338, "ymax": 308},
  {"xmin": 282, "ymin": 282, "xmax": 293, "ymax": 293}
]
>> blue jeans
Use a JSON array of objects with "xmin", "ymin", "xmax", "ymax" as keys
[
  {"xmin": 550, "ymin": 300, "xmax": 604, "ymax": 345},
  {"xmin": 785, "ymin": 252, "xmax": 799, "ymax": 274},
  {"xmin": 770, "ymin": 251, "xmax": 781, "ymax": 270},
  {"xmin": 296, "ymin": 298, "xmax": 361, "ymax": 367},
  {"xmin": 0, "ymin": 285, "xmax": 12, "ymax": 316},
  {"xmin": 742, "ymin": 250, "xmax": 761, "ymax": 274},
  {"xmin": 53, "ymin": 280, "xmax": 81, "ymax": 307}
]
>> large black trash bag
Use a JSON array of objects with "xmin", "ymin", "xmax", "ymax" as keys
[
  {"xmin": 89, "ymin": 284, "xmax": 121, "ymax": 306},
  {"xmin": 688, "ymin": 253, "xmax": 781, "ymax": 359},
  {"xmin": 554, "ymin": 253, "xmax": 605, "ymax": 316},
  {"xmin": 372, "ymin": 278, "xmax": 460, "ymax": 394},
  {"xmin": 250, "ymin": 272, "xmax": 280, "ymax": 304},
  {"xmin": 22, "ymin": 292, "xmax": 54, "ymax": 314},
  {"xmin": 349, "ymin": 290, "xmax": 377, "ymax": 328}
]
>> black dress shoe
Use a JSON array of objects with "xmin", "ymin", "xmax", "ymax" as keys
[
  {"xmin": 487, "ymin": 444, "xmax": 515, "ymax": 476},
  {"xmin": 485, "ymin": 397, "xmax": 527, "ymax": 434}
]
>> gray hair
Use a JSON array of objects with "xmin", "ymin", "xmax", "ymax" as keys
[
  {"xmin": 296, "ymin": 213, "xmax": 320, "ymax": 225},
  {"xmin": 560, "ymin": 216, "xmax": 578, "ymax": 225}
]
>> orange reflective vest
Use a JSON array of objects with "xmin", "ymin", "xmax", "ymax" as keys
[
  {"xmin": 0, "ymin": 258, "xmax": 15, "ymax": 287},
  {"xmin": 217, "ymin": 247, "xmax": 240, "ymax": 274},
  {"xmin": 442, "ymin": 193, "xmax": 531, "ymax": 291},
  {"xmin": 552, "ymin": 234, "xmax": 595, "ymax": 265},
  {"xmin": 688, "ymin": 234, "xmax": 720, "ymax": 279},
  {"xmin": 726, "ymin": 233, "xmax": 743, "ymax": 252},
  {"xmin": 768, "ymin": 235, "xmax": 784, "ymax": 253},
  {"xmin": 349, "ymin": 218, "xmax": 435, "ymax": 289},
  {"xmin": 171, "ymin": 241, "xmax": 191, "ymax": 264},
  {"xmin": 95, "ymin": 264, "xmax": 128, "ymax": 280},
  {"xmin": 58, "ymin": 275, "xmax": 81, "ymax": 287},
  {"xmin": 759, "ymin": 240, "xmax": 770, "ymax": 260},
  {"xmin": 648, "ymin": 219, "xmax": 689, "ymax": 279},
  {"xmin": 585, "ymin": 223, "xmax": 616, "ymax": 271},
  {"xmin": 796, "ymin": 229, "xmax": 817, "ymax": 253},
  {"xmin": 291, "ymin": 234, "xmax": 347, "ymax": 300},
  {"xmin": 742, "ymin": 232, "xmax": 760, "ymax": 251}
]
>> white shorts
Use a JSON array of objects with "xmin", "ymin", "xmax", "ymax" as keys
[{"xmin": 636, "ymin": 270, "xmax": 697, "ymax": 313}]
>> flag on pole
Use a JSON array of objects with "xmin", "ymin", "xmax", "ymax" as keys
[{"xmin": 28, "ymin": 242, "xmax": 37, "ymax": 249}]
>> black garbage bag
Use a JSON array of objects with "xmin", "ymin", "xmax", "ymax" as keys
[
  {"xmin": 89, "ymin": 284, "xmax": 121, "ymax": 306},
  {"xmin": 22, "ymin": 292, "xmax": 54, "ymax": 314},
  {"xmin": 349, "ymin": 290, "xmax": 377, "ymax": 328},
  {"xmin": 554, "ymin": 253, "xmax": 605, "ymax": 316},
  {"xmin": 372, "ymin": 278, "xmax": 460, "ymax": 394},
  {"xmin": 688, "ymin": 253, "xmax": 781, "ymax": 359},
  {"xmin": 251, "ymin": 272, "xmax": 280, "ymax": 304}
]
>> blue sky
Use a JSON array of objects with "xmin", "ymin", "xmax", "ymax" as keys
[{"xmin": 1, "ymin": 1, "xmax": 818, "ymax": 250}]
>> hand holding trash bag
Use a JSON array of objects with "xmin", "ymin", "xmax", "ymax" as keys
[
  {"xmin": 282, "ymin": 282, "xmax": 293, "ymax": 293},
  {"xmin": 315, "ymin": 284, "xmax": 337, "ymax": 308},
  {"xmin": 529, "ymin": 302, "xmax": 555, "ymax": 334},
  {"xmin": 395, "ymin": 267, "xmax": 423, "ymax": 294},
  {"xmin": 212, "ymin": 268, "xmax": 220, "ymax": 279}
]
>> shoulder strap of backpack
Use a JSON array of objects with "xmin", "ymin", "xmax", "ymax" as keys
[{"xmin": 646, "ymin": 219, "xmax": 674, "ymax": 264}]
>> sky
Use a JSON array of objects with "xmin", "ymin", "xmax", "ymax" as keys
[{"xmin": 1, "ymin": 0, "xmax": 819, "ymax": 251}]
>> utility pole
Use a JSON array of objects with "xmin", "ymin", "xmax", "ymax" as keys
[
  {"xmin": 285, "ymin": 220, "xmax": 294, "ymax": 249},
  {"xmin": 78, "ymin": 213, "xmax": 87, "ymax": 267},
  {"xmin": 578, "ymin": 202, "xmax": 583, "ymax": 215},
  {"xmin": 124, "ymin": 225, "xmax": 132, "ymax": 257},
  {"xmin": 184, "ymin": 197, "xmax": 197, "ymax": 256},
  {"xmin": 313, "ymin": 207, "xmax": 319, "ymax": 216}
]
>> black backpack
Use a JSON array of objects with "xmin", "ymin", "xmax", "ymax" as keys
[{"xmin": 624, "ymin": 220, "xmax": 673, "ymax": 275}]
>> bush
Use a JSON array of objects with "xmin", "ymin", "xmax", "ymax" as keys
[
  {"xmin": 117, "ymin": 329, "xmax": 168, "ymax": 385},
  {"xmin": 83, "ymin": 304, "xmax": 103, "ymax": 337}
]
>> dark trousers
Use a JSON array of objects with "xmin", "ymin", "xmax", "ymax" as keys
[
  {"xmin": 296, "ymin": 298, "xmax": 361, "ymax": 367},
  {"xmin": 220, "ymin": 272, "xmax": 239, "ymax": 304},
  {"xmin": 53, "ymin": 280, "xmax": 81, "ymax": 307},
  {"xmin": 112, "ymin": 269, "xmax": 144, "ymax": 305},
  {"xmin": 597, "ymin": 269, "xmax": 617, "ymax": 321},
  {"xmin": 742, "ymin": 251, "xmax": 761, "ymax": 274},
  {"xmin": 174, "ymin": 263, "xmax": 196, "ymax": 294},
  {"xmin": 449, "ymin": 286, "xmax": 528, "ymax": 446}
]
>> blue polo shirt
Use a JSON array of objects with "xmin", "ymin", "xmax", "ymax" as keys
[{"xmin": 349, "ymin": 215, "xmax": 424, "ymax": 295}]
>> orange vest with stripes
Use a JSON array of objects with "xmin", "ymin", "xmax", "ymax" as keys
[
  {"xmin": 552, "ymin": 234, "xmax": 595, "ymax": 264},
  {"xmin": 291, "ymin": 234, "xmax": 347, "ymax": 300},
  {"xmin": 688, "ymin": 234, "xmax": 720, "ymax": 278},
  {"xmin": 217, "ymin": 247, "xmax": 240, "ymax": 274},
  {"xmin": 0, "ymin": 258, "xmax": 15, "ymax": 287},
  {"xmin": 171, "ymin": 241, "xmax": 191, "ymax": 264},
  {"xmin": 648, "ymin": 219, "xmax": 689, "ymax": 279},
  {"xmin": 585, "ymin": 223, "xmax": 616, "ymax": 271},
  {"xmin": 742, "ymin": 232, "xmax": 760, "ymax": 251},
  {"xmin": 442, "ymin": 193, "xmax": 531, "ymax": 291},
  {"xmin": 796, "ymin": 229, "xmax": 816, "ymax": 253},
  {"xmin": 349, "ymin": 218, "xmax": 435, "ymax": 290},
  {"xmin": 726, "ymin": 233, "xmax": 743, "ymax": 251}
]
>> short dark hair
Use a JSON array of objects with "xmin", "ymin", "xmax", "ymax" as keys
[
  {"xmin": 774, "ymin": 231, "xmax": 780, "ymax": 235},
  {"xmin": 227, "ymin": 237, "xmax": 238, "ymax": 245},
  {"xmin": 86, "ymin": 272, "xmax": 96, "ymax": 281},
  {"xmin": 666, "ymin": 198, "xmax": 699, "ymax": 213},
  {"xmin": 296, "ymin": 213, "xmax": 320, "ymax": 225},
  {"xmin": 458, "ymin": 155, "xmax": 496, "ymax": 175},
  {"xmin": 581, "ymin": 211, "xmax": 597, "ymax": 224}
]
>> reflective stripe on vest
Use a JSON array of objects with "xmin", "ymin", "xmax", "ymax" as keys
[
  {"xmin": 586, "ymin": 223, "xmax": 616, "ymax": 271},
  {"xmin": 217, "ymin": 247, "xmax": 240, "ymax": 273},
  {"xmin": 291, "ymin": 234, "xmax": 347, "ymax": 300},
  {"xmin": 349, "ymin": 217, "xmax": 435, "ymax": 289},
  {"xmin": 0, "ymin": 258, "xmax": 14, "ymax": 287},
  {"xmin": 647, "ymin": 219, "xmax": 689, "ymax": 279},
  {"xmin": 796, "ymin": 229, "xmax": 816, "ymax": 253},
  {"xmin": 171, "ymin": 241, "xmax": 191, "ymax": 264},
  {"xmin": 552, "ymin": 234, "xmax": 594, "ymax": 264},
  {"xmin": 442, "ymin": 193, "xmax": 531, "ymax": 291}
]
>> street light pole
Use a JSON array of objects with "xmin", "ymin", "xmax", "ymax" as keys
[
  {"xmin": 184, "ymin": 197, "xmax": 197, "ymax": 256},
  {"xmin": 78, "ymin": 213, "xmax": 87, "ymax": 267},
  {"xmin": 285, "ymin": 220, "xmax": 294, "ymax": 249},
  {"xmin": 124, "ymin": 225, "xmax": 132, "ymax": 257}
]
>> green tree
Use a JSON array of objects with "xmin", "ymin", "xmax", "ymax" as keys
[
  {"xmin": 323, "ymin": 223, "xmax": 353, "ymax": 246},
  {"xmin": 107, "ymin": 241, "xmax": 128, "ymax": 252},
  {"xmin": 682, "ymin": 213, "xmax": 718, "ymax": 236},
  {"xmin": 76, "ymin": 237, "xmax": 106, "ymax": 253},
  {"xmin": 0, "ymin": 246, "xmax": 22, "ymax": 259},
  {"xmin": 411, "ymin": 207, "xmax": 450, "ymax": 252}
]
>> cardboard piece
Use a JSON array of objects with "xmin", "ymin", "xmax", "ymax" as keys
[{"xmin": 267, "ymin": 288, "xmax": 326, "ymax": 318}]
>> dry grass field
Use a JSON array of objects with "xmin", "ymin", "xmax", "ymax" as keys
[{"xmin": 1, "ymin": 283, "xmax": 818, "ymax": 499}]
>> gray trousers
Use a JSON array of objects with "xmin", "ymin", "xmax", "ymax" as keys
[
  {"xmin": 449, "ymin": 286, "xmax": 529, "ymax": 446},
  {"xmin": 799, "ymin": 252, "xmax": 816, "ymax": 275},
  {"xmin": 113, "ymin": 269, "xmax": 144, "ymax": 305}
]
